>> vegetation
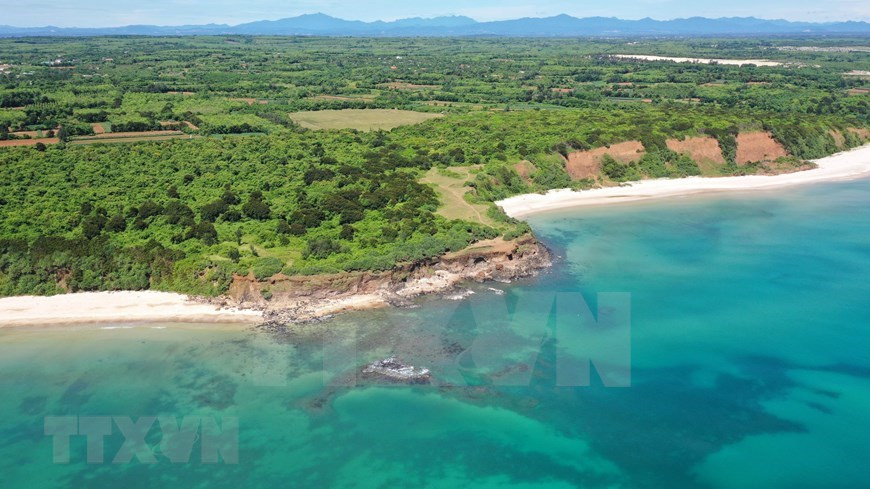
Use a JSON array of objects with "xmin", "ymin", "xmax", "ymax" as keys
[{"xmin": 0, "ymin": 36, "xmax": 866, "ymax": 296}]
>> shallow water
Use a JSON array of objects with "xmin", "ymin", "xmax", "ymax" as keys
[{"xmin": 2, "ymin": 180, "xmax": 869, "ymax": 488}]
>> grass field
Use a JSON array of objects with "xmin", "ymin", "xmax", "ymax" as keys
[
  {"xmin": 288, "ymin": 109, "xmax": 442, "ymax": 131},
  {"xmin": 420, "ymin": 166, "xmax": 496, "ymax": 227}
]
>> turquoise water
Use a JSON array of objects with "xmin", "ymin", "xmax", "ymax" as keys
[{"xmin": 2, "ymin": 180, "xmax": 870, "ymax": 488}]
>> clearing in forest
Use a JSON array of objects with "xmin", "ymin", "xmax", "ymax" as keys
[
  {"xmin": 289, "ymin": 109, "xmax": 442, "ymax": 131},
  {"xmin": 736, "ymin": 132, "xmax": 788, "ymax": 164},
  {"xmin": 421, "ymin": 166, "xmax": 495, "ymax": 227},
  {"xmin": 565, "ymin": 141, "xmax": 645, "ymax": 180},
  {"xmin": 667, "ymin": 136, "xmax": 726, "ymax": 173}
]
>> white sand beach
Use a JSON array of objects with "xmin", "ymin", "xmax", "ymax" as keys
[
  {"xmin": 497, "ymin": 144, "xmax": 870, "ymax": 218},
  {"xmin": 0, "ymin": 291, "xmax": 262, "ymax": 327}
]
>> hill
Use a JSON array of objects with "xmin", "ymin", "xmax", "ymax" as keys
[{"xmin": 1, "ymin": 14, "xmax": 868, "ymax": 37}]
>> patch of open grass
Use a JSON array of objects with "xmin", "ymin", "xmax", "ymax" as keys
[{"xmin": 420, "ymin": 165, "xmax": 496, "ymax": 227}]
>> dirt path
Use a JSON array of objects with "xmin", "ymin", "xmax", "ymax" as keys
[{"xmin": 420, "ymin": 166, "xmax": 494, "ymax": 226}]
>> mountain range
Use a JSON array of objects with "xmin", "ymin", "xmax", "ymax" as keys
[{"xmin": 1, "ymin": 13, "xmax": 868, "ymax": 37}]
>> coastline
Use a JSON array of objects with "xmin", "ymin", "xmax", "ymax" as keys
[
  {"xmin": 0, "ymin": 291, "xmax": 262, "ymax": 327},
  {"xmin": 6, "ymin": 144, "xmax": 867, "ymax": 329},
  {"xmin": 496, "ymin": 144, "xmax": 870, "ymax": 218},
  {"xmin": 0, "ymin": 236, "xmax": 551, "ymax": 328}
]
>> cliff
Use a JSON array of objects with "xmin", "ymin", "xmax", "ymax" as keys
[{"xmin": 209, "ymin": 234, "xmax": 551, "ymax": 324}]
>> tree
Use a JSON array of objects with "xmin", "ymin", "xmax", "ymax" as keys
[
  {"xmin": 242, "ymin": 193, "xmax": 271, "ymax": 220},
  {"xmin": 105, "ymin": 214, "xmax": 127, "ymax": 232},
  {"xmin": 138, "ymin": 200, "xmax": 162, "ymax": 220},
  {"xmin": 186, "ymin": 221, "xmax": 218, "ymax": 245},
  {"xmin": 276, "ymin": 220, "xmax": 292, "ymax": 235},
  {"xmin": 56, "ymin": 126, "xmax": 69, "ymax": 143},
  {"xmin": 200, "ymin": 199, "xmax": 228, "ymax": 222},
  {"xmin": 81, "ymin": 215, "xmax": 107, "ymax": 239},
  {"xmin": 227, "ymin": 248, "xmax": 240, "ymax": 263}
]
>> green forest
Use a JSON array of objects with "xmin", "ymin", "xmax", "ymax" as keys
[{"xmin": 0, "ymin": 36, "xmax": 867, "ymax": 296}]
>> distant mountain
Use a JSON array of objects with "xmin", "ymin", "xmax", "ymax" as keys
[{"xmin": 1, "ymin": 13, "xmax": 868, "ymax": 37}]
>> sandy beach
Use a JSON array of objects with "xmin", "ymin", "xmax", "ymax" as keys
[
  {"xmin": 497, "ymin": 144, "xmax": 870, "ymax": 218},
  {"xmin": 0, "ymin": 291, "xmax": 262, "ymax": 327}
]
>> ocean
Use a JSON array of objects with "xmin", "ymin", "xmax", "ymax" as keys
[{"xmin": 2, "ymin": 179, "xmax": 869, "ymax": 488}]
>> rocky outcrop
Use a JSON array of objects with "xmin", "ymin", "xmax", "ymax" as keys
[
  {"xmin": 361, "ymin": 357, "xmax": 432, "ymax": 384},
  {"xmin": 212, "ymin": 234, "xmax": 550, "ymax": 325}
]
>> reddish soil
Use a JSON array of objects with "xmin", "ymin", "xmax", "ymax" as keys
[
  {"xmin": 92, "ymin": 123, "xmax": 106, "ymax": 134},
  {"xmin": 614, "ymin": 82, "xmax": 634, "ymax": 86},
  {"xmin": 736, "ymin": 132, "xmax": 789, "ymax": 165},
  {"xmin": 847, "ymin": 88, "xmax": 869, "ymax": 96},
  {"xmin": 166, "ymin": 91, "xmax": 195, "ymax": 95},
  {"xmin": 551, "ymin": 88, "xmax": 574, "ymax": 93},
  {"xmin": 848, "ymin": 128, "xmax": 870, "ymax": 139},
  {"xmin": 514, "ymin": 160, "xmax": 537, "ymax": 183},
  {"xmin": 830, "ymin": 130, "xmax": 846, "ymax": 148},
  {"xmin": 565, "ymin": 141, "xmax": 645, "ymax": 180},
  {"xmin": 667, "ymin": 136, "xmax": 725, "ymax": 164},
  {"xmin": 0, "ymin": 138, "xmax": 59, "ymax": 147}
]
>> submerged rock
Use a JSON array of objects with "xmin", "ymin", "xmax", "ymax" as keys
[{"xmin": 362, "ymin": 357, "xmax": 431, "ymax": 384}]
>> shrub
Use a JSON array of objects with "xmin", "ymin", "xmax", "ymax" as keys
[{"xmin": 252, "ymin": 257, "xmax": 283, "ymax": 280}]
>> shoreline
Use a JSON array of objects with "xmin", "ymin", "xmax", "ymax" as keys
[
  {"xmin": 0, "ymin": 291, "xmax": 262, "ymax": 328},
  {"xmin": 7, "ymin": 143, "xmax": 867, "ymax": 329},
  {"xmin": 496, "ymin": 144, "xmax": 870, "ymax": 218},
  {"xmin": 0, "ymin": 237, "xmax": 551, "ymax": 329}
]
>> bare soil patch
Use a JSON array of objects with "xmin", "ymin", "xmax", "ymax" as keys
[
  {"xmin": 0, "ymin": 138, "xmax": 58, "ymax": 147},
  {"xmin": 667, "ymin": 136, "xmax": 725, "ymax": 164},
  {"xmin": 92, "ymin": 123, "xmax": 106, "ymax": 134},
  {"xmin": 848, "ymin": 128, "xmax": 870, "ymax": 140},
  {"xmin": 846, "ymin": 88, "xmax": 869, "ymax": 96},
  {"xmin": 551, "ymin": 88, "xmax": 574, "ymax": 93},
  {"xmin": 565, "ymin": 141, "xmax": 645, "ymax": 180},
  {"xmin": 289, "ymin": 109, "xmax": 442, "ymax": 131},
  {"xmin": 514, "ymin": 160, "xmax": 537, "ymax": 183},
  {"xmin": 167, "ymin": 91, "xmax": 195, "ymax": 95},
  {"xmin": 736, "ymin": 132, "xmax": 788, "ymax": 165}
]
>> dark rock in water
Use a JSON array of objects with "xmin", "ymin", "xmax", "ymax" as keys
[{"xmin": 362, "ymin": 357, "xmax": 431, "ymax": 384}]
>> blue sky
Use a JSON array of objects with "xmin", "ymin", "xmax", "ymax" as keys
[{"xmin": 1, "ymin": 0, "xmax": 867, "ymax": 27}]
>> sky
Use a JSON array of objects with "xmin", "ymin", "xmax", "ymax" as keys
[{"xmin": 0, "ymin": 0, "xmax": 867, "ymax": 27}]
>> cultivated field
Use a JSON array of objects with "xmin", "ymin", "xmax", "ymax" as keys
[{"xmin": 289, "ymin": 109, "xmax": 442, "ymax": 131}]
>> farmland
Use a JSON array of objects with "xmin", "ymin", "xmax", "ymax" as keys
[
  {"xmin": 0, "ymin": 36, "xmax": 867, "ymax": 296},
  {"xmin": 289, "ymin": 109, "xmax": 442, "ymax": 131}
]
